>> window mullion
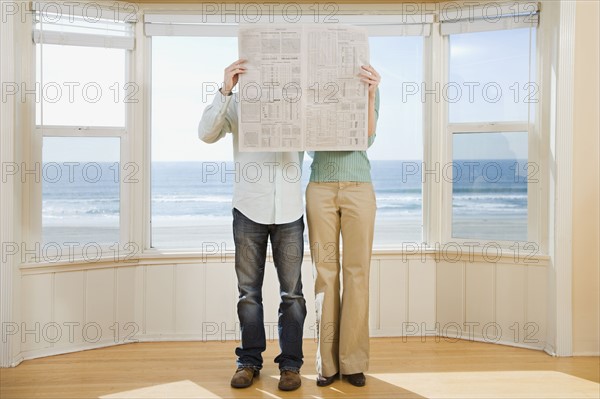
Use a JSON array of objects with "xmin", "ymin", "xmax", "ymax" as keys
[
  {"xmin": 439, "ymin": 31, "xmax": 453, "ymax": 248},
  {"xmin": 141, "ymin": 33, "xmax": 152, "ymax": 252},
  {"xmin": 423, "ymin": 22, "xmax": 443, "ymax": 248},
  {"xmin": 36, "ymin": 126, "xmax": 126, "ymax": 137},
  {"xmin": 448, "ymin": 122, "xmax": 529, "ymax": 134}
]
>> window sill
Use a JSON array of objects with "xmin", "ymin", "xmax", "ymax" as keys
[{"xmin": 19, "ymin": 245, "xmax": 549, "ymax": 274}]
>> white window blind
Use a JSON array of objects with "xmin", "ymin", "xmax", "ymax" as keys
[
  {"xmin": 32, "ymin": 1, "xmax": 135, "ymax": 50},
  {"xmin": 143, "ymin": 13, "xmax": 434, "ymax": 37},
  {"xmin": 440, "ymin": 1, "xmax": 539, "ymax": 35}
]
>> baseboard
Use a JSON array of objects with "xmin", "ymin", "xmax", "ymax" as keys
[
  {"xmin": 17, "ymin": 340, "xmax": 132, "ymax": 364},
  {"xmin": 372, "ymin": 328, "xmax": 548, "ymax": 352},
  {"xmin": 544, "ymin": 342, "xmax": 557, "ymax": 356},
  {"xmin": 5, "ymin": 330, "xmax": 556, "ymax": 367},
  {"xmin": 572, "ymin": 351, "xmax": 600, "ymax": 356},
  {"xmin": 7, "ymin": 354, "xmax": 24, "ymax": 368}
]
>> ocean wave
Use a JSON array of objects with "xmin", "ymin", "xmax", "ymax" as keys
[
  {"xmin": 453, "ymin": 196, "xmax": 526, "ymax": 206},
  {"xmin": 151, "ymin": 196, "xmax": 231, "ymax": 203},
  {"xmin": 40, "ymin": 159, "xmax": 528, "ymax": 221},
  {"xmin": 42, "ymin": 198, "xmax": 119, "ymax": 203},
  {"xmin": 375, "ymin": 195, "xmax": 422, "ymax": 202},
  {"xmin": 453, "ymin": 188, "xmax": 527, "ymax": 194}
]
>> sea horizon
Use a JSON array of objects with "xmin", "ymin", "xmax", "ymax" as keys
[{"xmin": 42, "ymin": 159, "xmax": 528, "ymax": 248}]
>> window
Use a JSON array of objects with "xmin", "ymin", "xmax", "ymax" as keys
[
  {"xmin": 36, "ymin": 44, "xmax": 126, "ymax": 126},
  {"xmin": 34, "ymin": 4, "xmax": 134, "ymax": 251},
  {"xmin": 42, "ymin": 137, "xmax": 120, "ymax": 245},
  {"xmin": 446, "ymin": 27, "xmax": 537, "ymax": 243},
  {"xmin": 147, "ymin": 18, "xmax": 430, "ymax": 250},
  {"xmin": 369, "ymin": 36, "xmax": 424, "ymax": 248},
  {"xmin": 150, "ymin": 35, "xmax": 425, "ymax": 250},
  {"xmin": 452, "ymin": 132, "xmax": 528, "ymax": 241},
  {"xmin": 448, "ymin": 29, "xmax": 536, "ymax": 124},
  {"xmin": 151, "ymin": 36, "xmax": 237, "ymax": 249}
]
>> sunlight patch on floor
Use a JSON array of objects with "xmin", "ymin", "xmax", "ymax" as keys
[
  {"xmin": 99, "ymin": 380, "xmax": 220, "ymax": 399},
  {"xmin": 371, "ymin": 370, "xmax": 600, "ymax": 399}
]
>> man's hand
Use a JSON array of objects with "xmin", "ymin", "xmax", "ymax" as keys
[
  {"xmin": 222, "ymin": 59, "xmax": 247, "ymax": 95},
  {"xmin": 359, "ymin": 65, "xmax": 381, "ymax": 100}
]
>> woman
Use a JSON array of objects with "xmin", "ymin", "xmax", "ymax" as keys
[{"xmin": 306, "ymin": 65, "xmax": 381, "ymax": 388}]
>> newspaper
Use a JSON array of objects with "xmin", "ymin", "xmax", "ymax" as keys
[{"xmin": 238, "ymin": 24, "xmax": 370, "ymax": 152}]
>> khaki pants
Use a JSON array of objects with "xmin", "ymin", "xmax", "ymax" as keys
[{"xmin": 306, "ymin": 182, "xmax": 376, "ymax": 377}]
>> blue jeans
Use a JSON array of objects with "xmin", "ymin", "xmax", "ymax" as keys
[{"xmin": 232, "ymin": 208, "xmax": 307, "ymax": 372}]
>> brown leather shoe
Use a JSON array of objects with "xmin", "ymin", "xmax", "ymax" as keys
[
  {"xmin": 278, "ymin": 370, "xmax": 301, "ymax": 391},
  {"xmin": 230, "ymin": 367, "xmax": 259, "ymax": 388}
]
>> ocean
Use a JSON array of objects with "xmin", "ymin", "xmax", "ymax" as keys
[{"xmin": 42, "ymin": 160, "xmax": 528, "ymax": 247}]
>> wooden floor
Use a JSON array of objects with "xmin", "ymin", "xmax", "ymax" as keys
[{"xmin": 1, "ymin": 338, "xmax": 599, "ymax": 398}]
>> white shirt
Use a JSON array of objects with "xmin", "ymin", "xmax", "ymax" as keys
[{"xmin": 198, "ymin": 91, "xmax": 304, "ymax": 225}]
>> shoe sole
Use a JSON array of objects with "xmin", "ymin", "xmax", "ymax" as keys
[
  {"xmin": 316, "ymin": 373, "xmax": 339, "ymax": 387},
  {"xmin": 278, "ymin": 383, "xmax": 301, "ymax": 391},
  {"xmin": 231, "ymin": 382, "xmax": 252, "ymax": 388}
]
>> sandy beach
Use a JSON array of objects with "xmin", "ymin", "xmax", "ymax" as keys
[
  {"xmin": 42, "ymin": 214, "xmax": 527, "ymax": 253},
  {"xmin": 150, "ymin": 216, "xmax": 424, "ymax": 250}
]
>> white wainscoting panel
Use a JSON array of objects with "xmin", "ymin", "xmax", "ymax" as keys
[
  {"xmin": 408, "ymin": 257, "xmax": 437, "ymax": 333},
  {"xmin": 301, "ymin": 260, "xmax": 317, "ymax": 340},
  {"xmin": 54, "ymin": 271, "xmax": 84, "ymax": 347},
  {"xmin": 465, "ymin": 261, "xmax": 496, "ymax": 340},
  {"xmin": 86, "ymin": 268, "xmax": 116, "ymax": 344},
  {"xmin": 17, "ymin": 254, "xmax": 548, "ymax": 362},
  {"xmin": 174, "ymin": 263, "xmax": 205, "ymax": 334},
  {"xmin": 145, "ymin": 264, "xmax": 175, "ymax": 335},
  {"xmin": 496, "ymin": 263, "xmax": 527, "ymax": 345},
  {"xmin": 377, "ymin": 259, "xmax": 409, "ymax": 334},
  {"xmin": 20, "ymin": 273, "xmax": 53, "ymax": 354},
  {"xmin": 116, "ymin": 266, "xmax": 137, "ymax": 342},
  {"xmin": 527, "ymin": 265, "xmax": 548, "ymax": 349},
  {"xmin": 369, "ymin": 259, "xmax": 380, "ymax": 331},
  {"xmin": 436, "ymin": 260, "xmax": 465, "ymax": 337},
  {"xmin": 204, "ymin": 262, "xmax": 237, "ymax": 341}
]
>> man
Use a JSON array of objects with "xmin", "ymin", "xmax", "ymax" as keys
[{"xmin": 198, "ymin": 59, "xmax": 307, "ymax": 392}]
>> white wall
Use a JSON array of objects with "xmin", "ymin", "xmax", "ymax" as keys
[{"xmin": 572, "ymin": 0, "xmax": 600, "ymax": 356}]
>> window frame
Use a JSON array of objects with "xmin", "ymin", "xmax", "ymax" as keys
[
  {"xmin": 30, "ymin": 3, "xmax": 136, "ymax": 261},
  {"xmin": 437, "ymin": 24, "xmax": 543, "ymax": 254}
]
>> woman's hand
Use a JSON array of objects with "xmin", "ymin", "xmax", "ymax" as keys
[
  {"xmin": 222, "ymin": 59, "xmax": 247, "ymax": 94},
  {"xmin": 359, "ymin": 64, "xmax": 381, "ymax": 100},
  {"xmin": 360, "ymin": 65, "xmax": 380, "ymax": 137}
]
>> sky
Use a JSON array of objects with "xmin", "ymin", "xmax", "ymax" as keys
[
  {"xmin": 39, "ymin": 28, "xmax": 535, "ymax": 163},
  {"xmin": 150, "ymin": 35, "xmax": 428, "ymax": 162}
]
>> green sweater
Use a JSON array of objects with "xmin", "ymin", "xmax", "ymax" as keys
[{"xmin": 309, "ymin": 89, "xmax": 380, "ymax": 182}]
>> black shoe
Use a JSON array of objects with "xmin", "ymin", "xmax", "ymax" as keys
[
  {"xmin": 316, "ymin": 372, "xmax": 339, "ymax": 387},
  {"xmin": 344, "ymin": 372, "xmax": 366, "ymax": 387}
]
